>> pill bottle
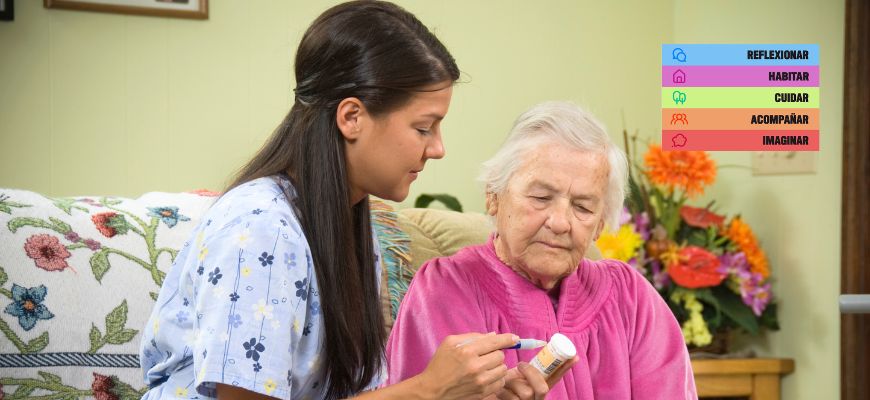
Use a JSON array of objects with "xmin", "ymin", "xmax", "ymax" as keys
[{"xmin": 529, "ymin": 333, "xmax": 576, "ymax": 378}]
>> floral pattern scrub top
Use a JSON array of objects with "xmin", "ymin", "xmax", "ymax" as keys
[{"xmin": 140, "ymin": 175, "xmax": 384, "ymax": 399}]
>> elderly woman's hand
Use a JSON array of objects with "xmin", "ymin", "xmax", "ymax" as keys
[
  {"xmin": 493, "ymin": 356, "xmax": 580, "ymax": 400},
  {"xmin": 416, "ymin": 332, "xmax": 516, "ymax": 400}
]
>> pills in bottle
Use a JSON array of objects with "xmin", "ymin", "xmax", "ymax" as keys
[{"xmin": 529, "ymin": 333, "xmax": 577, "ymax": 378}]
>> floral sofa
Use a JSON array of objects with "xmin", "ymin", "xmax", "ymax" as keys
[{"xmin": 0, "ymin": 186, "xmax": 510, "ymax": 399}]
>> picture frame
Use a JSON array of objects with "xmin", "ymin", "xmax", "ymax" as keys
[
  {"xmin": 0, "ymin": 0, "xmax": 14, "ymax": 21},
  {"xmin": 44, "ymin": 0, "xmax": 208, "ymax": 20}
]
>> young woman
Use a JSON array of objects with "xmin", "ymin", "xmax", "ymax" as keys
[{"xmin": 139, "ymin": 1, "xmax": 518, "ymax": 399}]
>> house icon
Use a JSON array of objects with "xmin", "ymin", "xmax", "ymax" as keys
[{"xmin": 672, "ymin": 69, "xmax": 686, "ymax": 84}]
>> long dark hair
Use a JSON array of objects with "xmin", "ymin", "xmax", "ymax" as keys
[{"xmin": 225, "ymin": 1, "xmax": 459, "ymax": 397}]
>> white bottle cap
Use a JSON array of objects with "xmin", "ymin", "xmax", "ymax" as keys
[{"xmin": 549, "ymin": 333, "xmax": 577, "ymax": 359}]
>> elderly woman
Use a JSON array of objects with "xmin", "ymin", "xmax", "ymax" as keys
[{"xmin": 386, "ymin": 102, "xmax": 697, "ymax": 399}]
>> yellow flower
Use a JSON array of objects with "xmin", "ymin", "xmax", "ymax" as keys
[
  {"xmin": 241, "ymin": 266, "xmax": 251, "ymax": 277},
  {"xmin": 595, "ymin": 225, "xmax": 643, "ymax": 262},
  {"xmin": 175, "ymin": 387, "xmax": 189, "ymax": 397},
  {"xmin": 153, "ymin": 320, "xmax": 160, "ymax": 334},
  {"xmin": 264, "ymin": 378, "xmax": 277, "ymax": 395},
  {"xmin": 198, "ymin": 246, "xmax": 209, "ymax": 261},
  {"xmin": 670, "ymin": 290, "xmax": 712, "ymax": 347}
]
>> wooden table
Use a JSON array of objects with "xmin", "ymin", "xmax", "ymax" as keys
[{"xmin": 691, "ymin": 358, "xmax": 795, "ymax": 400}]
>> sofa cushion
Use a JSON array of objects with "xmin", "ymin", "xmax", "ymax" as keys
[
  {"xmin": 0, "ymin": 188, "xmax": 405, "ymax": 398},
  {"xmin": 0, "ymin": 188, "xmax": 217, "ymax": 397}
]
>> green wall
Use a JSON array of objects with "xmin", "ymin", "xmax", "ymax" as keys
[{"xmin": 0, "ymin": 1, "xmax": 844, "ymax": 398}]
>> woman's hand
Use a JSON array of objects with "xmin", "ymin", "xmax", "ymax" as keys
[
  {"xmin": 416, "ymin": 332, "xmax": 518, "ymax": 400},
  {"xmin": 494, "ymin": 356, "xmax": 579, "ymax": 400}
]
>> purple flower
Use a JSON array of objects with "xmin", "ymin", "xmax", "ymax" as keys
[
  {"xmin": 741, "ymin": 279, "xmax": 772, "ymax": 316},
  {"xmin": 718, "ymin": 252, "xmax": 750, "ymax": 277},
  {"xmin": 619, "ymin": 206, "xmax": 632, "ymax": 226},
  {"xmin": 64, "ymin": 231, "xmax": 82, "ymax": 243},
  {"xmin": 634, "ymin": 212, "xmax": 651, "ymax": 240},
  {"xmin": 649, "ymin": 260, "xmax": 670, "ymax": 290},
  {"xmin": 84, "ymin": 239, "xmax": 102, "ymax": 251}
]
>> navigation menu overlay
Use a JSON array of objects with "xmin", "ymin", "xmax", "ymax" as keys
[{"xmin": 662, "ymin": 44, "xmax": 819, "ymax": 151}]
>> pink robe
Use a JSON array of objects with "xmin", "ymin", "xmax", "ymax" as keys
[{"xmin": 386, "ymin": 238, "xmax": 697, "ymax": 399}]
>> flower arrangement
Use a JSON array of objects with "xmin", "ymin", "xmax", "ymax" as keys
[{"xmin": 596, "ymin": 135, "xmax": 779, "ymax": 349}]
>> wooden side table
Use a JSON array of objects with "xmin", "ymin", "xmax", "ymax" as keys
[{"xmin": 691, "ymin": 358, "xmax": 795, "ymax": 400}]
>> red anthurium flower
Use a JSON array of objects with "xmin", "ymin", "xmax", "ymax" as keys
[
  {"xmin": 680, "ymin": 205, "xmax": 725, "ymax": 229},
  {"xmin": 667, "ymin": 246, "xmax": 725, "ymax": 288}
]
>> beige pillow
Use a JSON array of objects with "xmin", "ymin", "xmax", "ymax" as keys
[{"xmin": 397, "ymin": 208, "xmax": 494, "ymax": 273}]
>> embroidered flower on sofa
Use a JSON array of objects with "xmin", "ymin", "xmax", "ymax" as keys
[
  {"xmin": 243, "ymin": 337, "xmax": 266, "ymax": 361},
  {"xmin": 84, "ymin": 238, "xmax": 102, "ymax": 251},
  {"xmin": 91, "ymin": 372, "xmax": 119, "ymax": 400},
  {"xmin": 4, "ymin": 284, "xmax": 54, "ymax": 331},
  {"xmin": 147, "ymin": 206, "xmax": 191, "ymax": 228},
  {"xmin": 80, "ymin": 198, "xmax": 104, "ymax": 208},
  {"xmin": 64, "ymin": 231, "xmax": 82, "ymax": 243},
  {"xmin": 91, "ymin": 212, "xmax": 130, "ymax": 238},
  {"xmin": 24, "ymin": 234, "xmax": 72, "ymax": 272}
]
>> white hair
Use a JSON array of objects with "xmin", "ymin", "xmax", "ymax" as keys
[{"xmin": 478, "ymin": 101, "xmax": 628, "ymax": 229}]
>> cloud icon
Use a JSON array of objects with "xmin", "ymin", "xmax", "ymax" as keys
[{"xmin": 672, "ymin": 133, "xmax": 688, "ymax": 147}]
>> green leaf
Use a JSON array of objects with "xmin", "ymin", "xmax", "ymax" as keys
[
  {"xmin": 12, "ymin": 384, "xmax": 36, "ymax": 398},
  {"xmin": 23, "ymin": 331, "xmax": 49, "ymax": 353},
  {"xmin": 414, "ymin": 193, "xmax": 463, "ymax": 212},
  {"xmin": 53, "ymin": 198, "xmax": 76, "ymax": 215},
  {"xmin": 626, "ymin": 175, "xmax": 645, "ymax": 213},
  {"xmin": 7, "ymin": 217, "xmax": 54, "ymax": 233},
  {"xmin": 0, "ymin": 204, "xmax": 9, "ymax": 214},
  {"xmin": 716, "ymin": 291, "xmax": 759, "ymax": 335},
  {"xmin": 90, "ymin": 249, "xmax": 111, "ymax": 282},
  {"xmin": 105, "ymin": 300, "xmax": 129, "ymax": 334},
  {"xmin": 760, "ymin": 302, "xmax": 780, "ymax": 330},
  {"xmin": 105, "ymin": 328, "xmax": 138, "ymax": 345},
  {"xmin": 0, "ymin": 265, "xmax": 7, "ymax": 286},
  {"xmin": 112, "ymin": 377, "xmax": 149, "ymax": 400},
  {"xmin": 48, "ymin": 217, "xmax": 72, "ymax": 234},
  {"xmin": 89, "ymin": 324, "xmax": 102, "ymax": 349},
  {"xmin": 149, "ymin": 291, "xmax": 159, "ymax": 301},
  {"xmin": 38, "ymin": 370, "xmax": 63, "ymax": 384}
]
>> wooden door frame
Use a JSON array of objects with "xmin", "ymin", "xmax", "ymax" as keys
[{"xmin": 840, "ymin": 0, "xmax": 869, "ymax": 399}]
